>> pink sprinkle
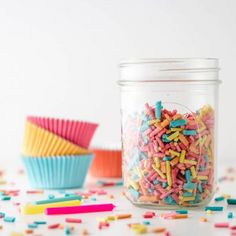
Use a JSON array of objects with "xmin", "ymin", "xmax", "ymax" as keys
[
  {"xmin": 214, "ymin": 222, "xmax": 229, "ymax": 228},
  {"xmin": 65, "ymin": 218, "xmax": 82, "ymax": 223}
]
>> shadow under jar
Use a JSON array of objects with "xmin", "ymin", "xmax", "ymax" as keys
[{"xmin": 118, "ymin": 58, "xmax": 221, "ymax": 209}]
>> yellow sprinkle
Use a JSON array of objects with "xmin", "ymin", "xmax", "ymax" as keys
[
  {"xmin": 182, "ymin": 196, "xmax": 195, "ymax": 202},
  {"xmin": 9, "ymin": 233, "xmax": 23, "ymax": 236},
  {"xmin": 166, "ymin": 130, "xmax": 172, "ymax": 134},
  {"xmin": 0, "ymin": 180, "xmax": 6, "ymax": 185},
  {"xmin": 170, "ymin": 157, "xmax": 179, "ymax": 166},
  {"xmin": 167, "ymin": 131, "xmax": 179, "ymax": 141},
  {"xmin": 222, "ymin": 194, "xmax": 231, "ymax": 199},
  {"xmin": 190, "ymin": 166, "xmax": 197, "ymax": 178},
  {"xmin": 96, "ymin": 217, "xmax": 107, "ymax": 223},
  {"xmin": 152, "ymin": 165, "xmax": 166, "ymax": 179},
  {"xmin": 131, "ymin": 224, "xmax": 147, "ymax": 234},
  {"xmin": 199, "ymin": 217, "xmax": 207, "ymax": 222},
  {"xmin": 179, "ymin": 150, "xmax": 186, "ymax": 163},
  {"xmin": 129, "ymin": 180, "xmax": 139, "ymax": 191},
  {"xmin": 154, "ymin": 157, "xmax": 160, "ymax": 168},
  {"xmin": 184, "ymin": 160, "xmax": 197, "ymax": 165},
  {"xmin": 169, "ymin": 149, "xmax": 180, "ymax": 157},
  {"xmin": 148, "ymin": 119, "xmax": 160, "ymax": 125},
  {"xmin": 197, "ymin": 176, "xmax": 208, "ymax": 181},
  {"xmin": 206, "ymin": 210, "xmax": 212, "ymax": 215},
  {"xmin": 204, "ymin": 188, "xmax": 210, "ymax": 196},
  {"xmin": 179, "ymin": 133, "xmax": 189, "ymax": 146},
  {"xmin": 161, "ymin": 119, "xmax": 169, "ymax": 128},
  {"xmin": 166, "ymin": 161, "xmax": 172, "ymax": 187},
  {"xmin": 21, "ymin": 200, "xmax": 81, "ymax": 215},
  {"xmin": 171, "ymin": 127, "xmax": 183, "ymax": 132}
]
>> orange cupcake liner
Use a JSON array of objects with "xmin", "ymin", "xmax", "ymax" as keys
[{"xmin": 89, "ymin": 148, "xmax": 122, "ymax": 178}]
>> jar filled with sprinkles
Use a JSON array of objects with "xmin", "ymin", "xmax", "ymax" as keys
[{"xmin": 118, "ymin": 58, "xmax": 220, "ymax": 208}]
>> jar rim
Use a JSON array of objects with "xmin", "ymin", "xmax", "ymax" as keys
[
  {"xmin": 119, "ymin": 58, "xmax": 219, "ymax": 69},
  {"xmin": 119, "ymin": 58, "xmax": 220, "ymax": 83}
]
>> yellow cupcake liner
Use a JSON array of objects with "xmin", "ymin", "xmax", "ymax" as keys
[{"xmin": 22, "ymin": 121, "xmax": 89, "ymax": 156}]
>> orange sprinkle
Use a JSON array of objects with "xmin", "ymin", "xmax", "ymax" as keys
[
  {"xmin": 116, "ymin": 214, "xmax": 132, "ymax": 219},
  {"xmin": 172, "ymin": 214, "xmax": 188, "ymax": 219},
  {"xmin": 199, "ymin": 217, "xmax": 207, "ymax": 222},
  {"xmin": 25, "ymin": 229, "xmax": 33, "ymax": 234},
  {"xmin": 150, "ymin": 227, "xmax": 166, "ymax": 233}
]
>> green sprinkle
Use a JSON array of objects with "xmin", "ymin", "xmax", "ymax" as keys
[
  {"xmin": 214, "ymin": 196, "xmax": 224, "ymax": 202},
  {"xmin": 28, "ymin": 223, "xmax": 38, "ymax": 228},
  {"xmin": 1, "ymin": 196, "xmax": 11, "ymax": 201},
  {"xmin": 228, "ymin": 212, "xmax": 233, "ymax": 219},
  {"xmin": 170, "ymin": 119, "xmax": 186, "ymax": 128},
  {"xmin": 4, "ymin": 216, "xmax": 15, "ymax": 223},
  {"xmin": 34, "ymin": 195, "xmax": 82, "ymax": 205},
  {"xmin": 183, "ymin": 130, "xmax": 197, "ymax": 136},
  {"xmin": 205, "ymin": 206, "xmax": 223, "ymax": 211},
  {"xmin": 227, "ymin": 199, "xmax": 236, "ymax": 205},
  {"xmin": 34, "ymin": 221, "xmax": 47, "ymax": 225},
  {"xmin": 176, "ymin": 209, "xmax": 188, "ymax": 214}
]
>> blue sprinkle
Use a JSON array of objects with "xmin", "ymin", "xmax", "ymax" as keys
[
  {"xmin": 185, "ymin": 170, "xmax": 191, "ymax": 182},
  {"xmin": 143, "ymin": 221, "xmax": 150, "ymax": 225},
  {"xmin": 128, "ymin": 188, "xmax": 140, "ymax": 199},
  {"xmin": 0, "ymin": 212, "xmax": 5, "ymax": 218},
  {"xmin": 176, "ymin": 209, "xmax": 188, "ymax": 214},
  {"xmin": 163, "ymin": 156, "xmax": 172, "ymax": 161},
  {"xmin": 65, "ymin": 226, "xmax": 70, "ymax": 235},
  {"xmin": 140, "ymin": 123, "xmax": 149, "ymax": 132},
  {"xmin": 197, "ymin": 183, "xmax": 203, "ymax": 193},
  {"xmin": 162, "ymin": 134, "xmax": 171, "ymax": 143},
  {"xmin": 4, "ymin": 216, "xmax": 15, "ymax": 223},
  {"xmin": 90, "ymin": 197, "xmax": 97, "ymax": 201},
  {"xmin": 28, "ymin": 223, "xmax": 38, "ymax": 229},
  {"xmin": 183, "ymin": 182, "xmax": 195, "ymax": 190},
  {"xmin": 153, "ymin": 180, "xmax": 158, "ymax": 185},
  {"xmin": 1, "ymin": 196, "xmax": 11, "ymax": 201},
  {"xmin": 183, "ymin": 192, "xmax": 193, "ymax": 197},
  {"xmin": 205, "ymin": 206, "xmax": 223, "ymax": 211},
  {"xmin": 228, "ymin": 212, "xmax": 233, "ymax": 219},
  {"xmin": 214, "ymin": 196, "xmax": 224, "ymax": 202},
  {"xmin": 170, "ymin": 119, "xmax": 186, "ymax": 128},
  {"xmin": 155, "ymin": 101, "xmax": 162, "ymax": 119},
  {"xmin": 183, "ymin": 130, "xmax": 197, "ymax": 136},
  {"xmin": 34, "ymin": 221, "xmax": 47, "ymax": 225},
  {"xmin": 162, "ymin": 182, "xmax": 167, "ymax": 188},
  {"xmin": 48, "ymin": 194, "xmax": 55, "ymax": 199}
]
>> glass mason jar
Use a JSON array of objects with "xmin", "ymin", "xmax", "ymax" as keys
[{"xmin": 118, "ymin": 58, "xmax": 220, "ymax": 209}]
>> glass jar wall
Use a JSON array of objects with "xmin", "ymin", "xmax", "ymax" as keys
[{"xmin": 118, "ymin": 58, "xmax": 220, "ymax": 209}]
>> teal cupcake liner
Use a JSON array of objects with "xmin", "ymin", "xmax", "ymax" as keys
[{"xmin": 22, "ymin": 154, "xmax": 93, "ymax": 189}]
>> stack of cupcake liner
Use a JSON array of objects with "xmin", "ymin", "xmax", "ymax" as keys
[
  {"xmin": 89, "ymin": 147, "xmax": 122, "ymax": 178},
  {"xmin": 21, "ymin": 116, "xmax": 98, "ymax": 189}
]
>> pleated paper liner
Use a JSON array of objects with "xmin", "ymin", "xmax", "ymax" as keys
[
  {"xmin": 22, "ymin": 154, "xmax": 93, "ymax": 189},
  {"xmin": 89, "ymin": 148, "xmax": 122, "ymax": 178},
  {"xmin": 22, "ymin": 121, "xmax": 90, "ymax": 156},
  {"xmin": 27, "ymin": 116, "xmax": 98, "ymax": 149}
]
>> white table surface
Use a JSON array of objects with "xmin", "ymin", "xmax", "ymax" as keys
[{"xmin": 0, "ymin": 164, "xmax": 236, "ymax": 236}]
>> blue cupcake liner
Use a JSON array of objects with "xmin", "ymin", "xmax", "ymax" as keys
[{"xmin": 22, "ymin": 154, "xmax": 93, "ymax": 189}]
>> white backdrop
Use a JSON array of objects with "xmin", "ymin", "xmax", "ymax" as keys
[{"xmin": 0, "ymin": 0, "xmax": 235, "ymax": 165}]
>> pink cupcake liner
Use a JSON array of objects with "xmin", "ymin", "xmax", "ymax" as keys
[{"xmin": 27, "ymin": 116, "xmax": 98, "ymax": 149}]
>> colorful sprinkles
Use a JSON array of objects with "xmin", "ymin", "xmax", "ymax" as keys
[
  {"xmin": 123, "ymin": 101, "xmax": 215, "ymax": 206},
  {"xmin": 0, "ymin": 166, "xmax": 235, "ymax": 235}
]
